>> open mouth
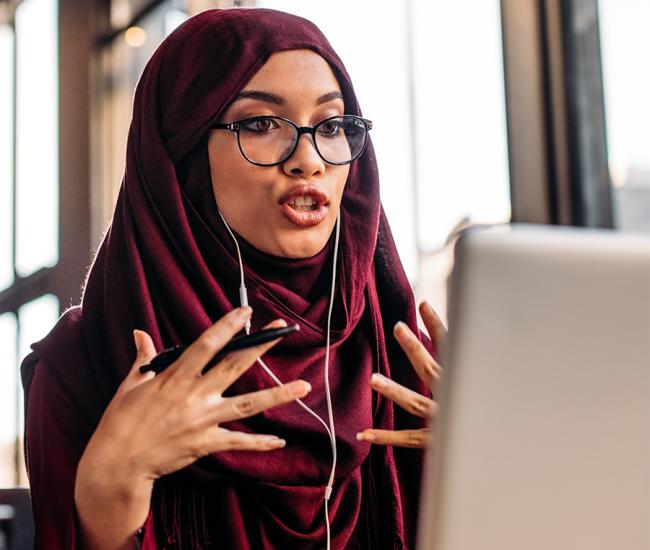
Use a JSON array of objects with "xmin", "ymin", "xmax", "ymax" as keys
[
  {"xmin": 280, "ymin": 185, "xmax": 329, "ymax": 227},
  {"xmin": 287, "ymin": 196, "xmax": 320, "ymax": 211},
  {"xmin": 279, "ymin": 187, "xmax": 329, "ymax": 227}
]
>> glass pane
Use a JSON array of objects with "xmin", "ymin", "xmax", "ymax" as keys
[
  {"xmin": 17, "ymin": 294, "xmax": 59, "ymax": 435},
  {"xmin": 97, "ymin": 1, "xmax": 187, "ymax": 238},
  {"xmin": 15, "ymin": 0, "xmax": 59, "ymax": 277},
  {"xmin": 0, "ymin": 313, "xmax": 17, "ymax": 487},
  {"xmin": 0, "ymin": 25, "xmax": 13, "ymax": 291},
  {"xmin": 412, "ymin": 0, "xmax": 510, "ymax": 251},
  {"xmin": 599, "ymin": 0, "xmax": 650, "ymax": 232},
  {"xmin": 164, "ymin": 8, "xmax": 189, "ymax": 36}
]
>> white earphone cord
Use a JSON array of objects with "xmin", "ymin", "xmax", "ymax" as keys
[
  {"xmin": 218, "ymin": 211, "xmax": 340, "ymax": 550},
  {"xmin": 218, "ymin": 210, "xmax": 252, "ymax": 334}
]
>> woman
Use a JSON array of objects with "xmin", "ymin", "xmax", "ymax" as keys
[{"xmin": 22, "ymin": 8, "xmax": 444, "ymax": 550}]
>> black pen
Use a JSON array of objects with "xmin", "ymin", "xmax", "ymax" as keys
[{"xmin": 139, "ymin": 324, "xmax": 300, "ymax": 375}]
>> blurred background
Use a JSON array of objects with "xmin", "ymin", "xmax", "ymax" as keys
[{"xmin": 0, "ymin": 0, "xmax": 648, "ymax": 492}]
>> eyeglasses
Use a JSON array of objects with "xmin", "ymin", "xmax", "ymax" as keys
[{"xmin": 211, "ymin": 114, "xmax": 373, "ymax": 167}]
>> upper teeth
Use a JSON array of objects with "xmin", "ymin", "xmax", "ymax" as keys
[{"xmin": 291, "ymin": 196, "xmax": 316, "ymax": 207}]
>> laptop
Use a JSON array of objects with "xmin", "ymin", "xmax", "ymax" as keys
[{"xmin": 417, "ymin": 224, "xmax": 650, "ymax": 550}]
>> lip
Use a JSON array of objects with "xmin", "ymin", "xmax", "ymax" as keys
[{"xmin": 279, "ymin": 186, "xmax": 330, "ymax": 228}]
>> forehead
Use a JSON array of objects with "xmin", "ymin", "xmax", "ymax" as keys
[{"xmin": 242, "ymin": 49, "xmax": 342, "ymax": 96}]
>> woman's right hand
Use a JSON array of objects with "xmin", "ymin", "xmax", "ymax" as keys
[
  {"xmin": 89, "ymin": 306, "xmax": 309, "ymax": 479},
  {"xmin": 75, "ymin": 307, "xmax": 309, "ymax": 549}
]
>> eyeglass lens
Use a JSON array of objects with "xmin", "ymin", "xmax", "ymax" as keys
[{"xmin": 237, "ymin": 116, "xmax": 368, "ymax": 165}]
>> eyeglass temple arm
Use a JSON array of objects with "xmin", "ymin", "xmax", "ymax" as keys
[{"xmin": 211, "ymin": 122, "xmax": 239, "ymax": 131}]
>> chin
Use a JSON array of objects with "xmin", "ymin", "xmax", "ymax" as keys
[
  {"xmin": 277, "ymin": 242, "xmax": 324, "ymax": 259},
  {"xmin": 273, "ymin": 228, "xmax": 331, "ymax": 259}
]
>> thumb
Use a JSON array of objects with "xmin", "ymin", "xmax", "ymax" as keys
[
  {"xmin": 118, "ymin": 330, "xmax": 158, "ymax": 394},
  {"xmin": 133, "ymin": 329, "xmax": 157, "ymax": 366}
]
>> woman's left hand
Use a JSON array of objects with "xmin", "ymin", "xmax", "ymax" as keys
[{"xmin": 356, "ymin": 301, "xmax": 446, "ymax": 449}]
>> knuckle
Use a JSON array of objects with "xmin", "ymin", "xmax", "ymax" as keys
[
  {"xmin": 414, "ymin": 347, "xmax": 432, "ymax": 364},
  {"xmin": 409, "ymin": 396, "xmax": 428, "ymax": 416},
  {"xmin": 282, "ymin": 385, "xmax": 297, "ymax": 401},
  {"xmin": 219, "ymin": 355, "xmax": 240, "ymax": 375},
  {"xmin": 386, "ymin": 385, "xmax": 403, "ymax": 402},
  {"xmin": 426, "ymin": 357, "xmax": 441, "ymax": 374},
  {"xmin": 404, "ymin": 338, "xmax": 420, "ymax": 354},
  {"xmin": 432, "ymin": 361, "xmax": 443, "ymax": 376},
  {"xmin": 176, "ymin": 391, "xmax": 201, "ymax": 418},
  {"xmin": 232, "ymin": 397, "xmax": 255, "ymax": 417},
  {"xmin": 225, "ymin": 434, "xmax": 245, "ymax": 450},
  {"xmin": 224, "ymin": 315, "xmax": 243, "ymax": 332},
  {"xmin": 406, "ymin": 430, "xmax": 428, "ymax": 448},
  {"xmin": 180, "ymin": 392, "xmax": 196, "ymax": 410},
  {"xmin": 196, "ymin": 335, "xmax": 217, "ymax": 354},
  {"xmin": 374, "ymin": 432, "xmax": 389, "ymax": 445},
  {"xmin": 406, "ymin": 431, "xmax": 424, "ymax": 448},
  {"xmin": 423, "ymin": 361, "xmax": 438, "ymax": 381}
]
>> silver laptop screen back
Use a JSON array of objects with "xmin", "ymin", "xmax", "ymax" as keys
[{"xmin": 418, "ymin": 225, "xmax": 650, "ymax": 550}]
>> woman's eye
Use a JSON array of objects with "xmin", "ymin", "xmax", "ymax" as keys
[
  {"xmin": 318, "ymin": 120, "xmax": 342, "ymax": 136},
  {"xmin": 242, "ymin": 117, "xmax": 277, "ymax": 133}
]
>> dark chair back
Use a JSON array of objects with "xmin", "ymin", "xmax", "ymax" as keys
[{"xmin": 0, "ymin": 489, "xmax": 34, "ymax": 550}]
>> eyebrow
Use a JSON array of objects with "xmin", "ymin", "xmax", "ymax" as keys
[{"xmin": 233, "ymin": 89, "xmax": 344, "ymax": 106}]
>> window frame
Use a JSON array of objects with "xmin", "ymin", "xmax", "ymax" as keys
[{"xmin": 500, "ymin": 0, "xmax": 613, "ymax": 227}]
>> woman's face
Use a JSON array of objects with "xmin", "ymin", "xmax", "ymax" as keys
[{"xmin": 208, "ymin": 50, "xmax": 350, "ymax": 259}]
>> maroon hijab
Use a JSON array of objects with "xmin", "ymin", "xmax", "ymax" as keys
[{"xmin": 23, "ymin": 8, "xmax": 431, "ymax": 549}]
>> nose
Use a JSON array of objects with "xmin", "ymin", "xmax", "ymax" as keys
[{"xmin": 282, "ymin": 133, "xmax": 326, "ymax": 178}]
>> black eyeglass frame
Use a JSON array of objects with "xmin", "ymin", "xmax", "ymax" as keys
[{"xmin": 211, "ymin": 114, "xmax": 373, "ymax": 167}]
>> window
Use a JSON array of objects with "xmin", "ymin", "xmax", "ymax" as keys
[
  {"xmin": 0, "ymin": 313, "xmax": 18, "ymax": 487},
  {"xmin": 95, "ymin": 0, "xmax": 188, "ymax": 241},
  {"xmin": 0, "ymin": 0, "xmax": 60, "ymax": 488},
  {"xmin": 15, "ymin": 0, "xmax": 59, "ymax": 276},
  {"xmin": 599, "ymin": 0, "xmax": 650, "ymax": 232},
  {"xmin": 0, "ymin": 24, "xmax": 13, "ymax": 291},
  {"xmin": 16, "ymin": 294, "xmax": 60, "ymax": 484},
  {"xmin": 0, "ymin": 292, "xmax": 60, "ymax": 487}
]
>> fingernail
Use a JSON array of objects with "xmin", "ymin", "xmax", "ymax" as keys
[
  {"xmin": 356, "ymin": 432, "xmax": 376, "ymax": 442},
  {"xmin": 289, "ymin": 381, "xmax": 311, "ymax": 397},
  {"xmin": 394, "ymin": 321, "xmax": 408, "ymax": 336},
  {"xmin": 371, "ymin": 373, "xmax": 387, "ymax": 387},
  {"xmin": 133, "ymin": 330, "xmax": 143, "ymax": 351},
  {"xmin": 268, "ymin": 438, "xmax": 286, "ymax": 448}
]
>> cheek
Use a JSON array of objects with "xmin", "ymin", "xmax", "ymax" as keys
[
  {"xmin": 333, "ymin": 167, "xmax": 350, "ymax": 208},
  {"xmin": 209, "ymin": 139, "xmax": 251, "ymax": 209},
  {"xmin": 209, "ymin": 156, "xmax": 276, "ymax": 229}
]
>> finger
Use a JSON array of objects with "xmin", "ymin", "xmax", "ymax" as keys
[
  {"xmin": 370, "ymin": 373, "xmax": 437, "ymax": 418},
  {"xmin": 208, "ymin": 428, "xmax": 287, "ymax": 453},
  {"xmin": 394, "ymin": 321, "xmax": 441, "ymax": 393},
  {"xmin": 199, "ymin": 319, "xmax": 287, "ymax": 393},
  {"xmin": 118, "ymin": 330, "xmax": 157, "ymax": 394},
  {"xmin": 213, "ymin": 380, "xmax": 312, "ymax": 424},
  {"xmin": 165, "ymin": 307, "xmax": 252, "ymax": 380},
  {"xmin": 356, "ymin": 428, "xmax": 431, "ymax": 449},
  {"xmin": 419, "ymin": 300, "xmax": 447, "ymax": 354}
]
